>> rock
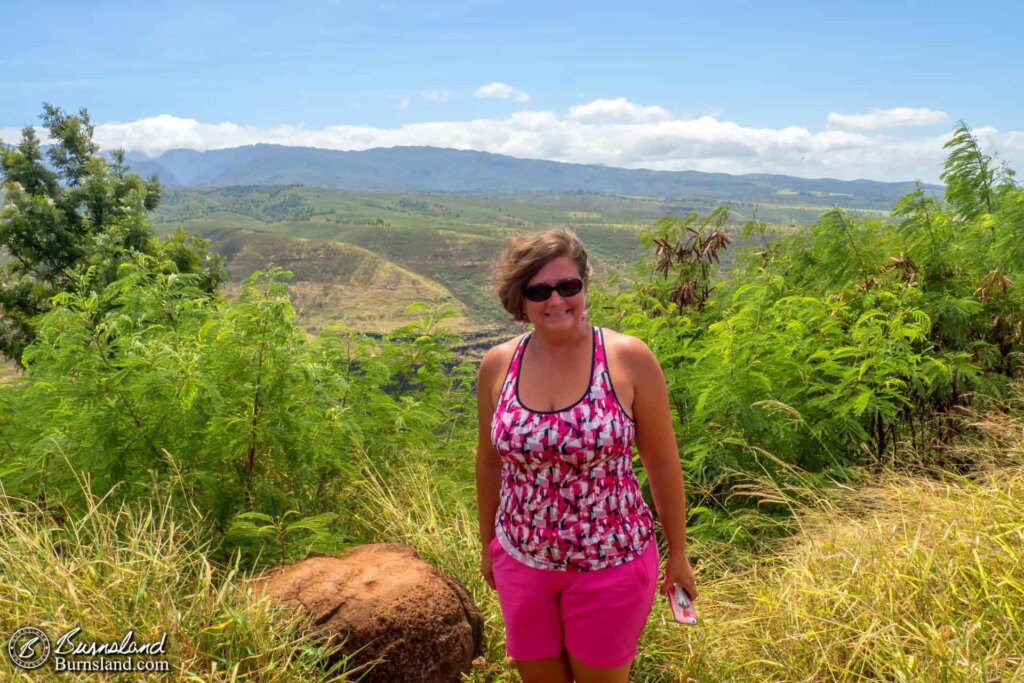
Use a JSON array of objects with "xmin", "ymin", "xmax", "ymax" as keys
[{"xmin": 253, "ymin": 543, "xmax": 483, "ymax": 683}]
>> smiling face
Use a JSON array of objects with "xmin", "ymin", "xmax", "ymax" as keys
[{"xmin": 522, "ymin": 256, "xmax": 587, "ymax": 331}]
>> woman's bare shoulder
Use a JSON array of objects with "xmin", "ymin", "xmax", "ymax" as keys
[
  {"xmin": 478, "ymin": 334, "xmax": 527, "ymax": 380},
  {"xmin": 600, "ymin": 328, "xmax": 666, "ymax": 409},
  {"xmin": 600, "ymin": 328, "xmax": 655, "ymax": 362}
]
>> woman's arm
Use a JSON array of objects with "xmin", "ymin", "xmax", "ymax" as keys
[
  {"xmin": 627, "ymin": 337, "xmax": 699, "ymax": 600},
  {"xmin": 475, "ymin": 346, "xmax": 505, "ymax": 589}
]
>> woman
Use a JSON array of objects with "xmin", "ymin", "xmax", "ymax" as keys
[{"xmin": 476, "ymin": 228, "xmax": 697, "ymax": 683}]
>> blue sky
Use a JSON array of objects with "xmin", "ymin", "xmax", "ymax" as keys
[{"xmin": 2, "ymin": 0, "xmax": 1021, "ymax": 182}]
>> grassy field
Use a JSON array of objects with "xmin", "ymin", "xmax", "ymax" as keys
[
  {"xmin": 4, "ymin": 400, "xmax": 1021, "ymax": 682},
  {"xmin": 357, "ymin": 442, "xmax": 1024, "ymax": 682}
]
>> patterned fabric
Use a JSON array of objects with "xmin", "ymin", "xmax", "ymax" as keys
[{"xmin": 491, "ymin": 326, "xmax": 655, "ymax": 571}]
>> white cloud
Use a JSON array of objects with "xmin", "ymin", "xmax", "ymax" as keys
[
  {"xmin": 396, "ymin": 98, "xmax": 409, "ymax": 111},
  {"xmin": 0, "ymin": 127, "xmax": 25, "ymax": 143},
  {"xmin": 55, "ymin": 108, "xmax": 1024, "ymax": 183},
  {"xmin": 568, "ymin": 97, "xmax": 671, "ymax": 123},
  {"xmin": 827, "ymin": 107, "xmax": 949, "ymax": 131},
  {"xmin": 94, "ymin": 115, "xmax": 269, "ymax": 156},
  {"xmin": 422, "ymin": 88, "xmax": 456, "ymax": 102},
  {"xmin": 474, "ymin": 82, "xmax": 530, "ymax": 102}
]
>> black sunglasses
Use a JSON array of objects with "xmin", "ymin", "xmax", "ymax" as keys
[{"xmin": 523, "ymin": 277, "xmax": 584, "ymax": 302}]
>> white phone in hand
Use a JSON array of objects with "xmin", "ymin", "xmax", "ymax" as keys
[{"xmin": 669, "ymin": 584, "xmax": 697, "ymax": 625}]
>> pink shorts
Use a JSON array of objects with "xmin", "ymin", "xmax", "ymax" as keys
[{"xmin": 489, "ymin": 537, "xmax": 659, "ymax": 668}]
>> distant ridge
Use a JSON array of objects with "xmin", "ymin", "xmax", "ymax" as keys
[{"xmin": 129, "ymin": 144, "xmax": 940, "ymax": 210}]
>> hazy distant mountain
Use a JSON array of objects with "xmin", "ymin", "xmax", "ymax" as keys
[{"xmin": 126, "ymin": 145, "xmax": 940, "ymax": 209}]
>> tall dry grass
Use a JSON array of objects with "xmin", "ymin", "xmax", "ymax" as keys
[
  {"xmin": 0, "ymin": 480, "xmax": 353, "ymax": 682},
  {"xmin": 352, "ymin": 405, "xmax": 1024, "ymax": 682}
]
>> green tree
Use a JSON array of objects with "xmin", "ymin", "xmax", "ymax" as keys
[{"xmin": 0, "ymin": 104, "xmax": 224, "ymax": 364}]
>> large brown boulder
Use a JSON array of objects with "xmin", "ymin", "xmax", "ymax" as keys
[{"xmin": 253, "ymin": 543, "xmax": 483, "ymax": 682}]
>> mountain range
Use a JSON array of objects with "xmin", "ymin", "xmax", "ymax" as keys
[{"xmin": 127, "ymin": 145, "xmax": 941, "ymax": 210}]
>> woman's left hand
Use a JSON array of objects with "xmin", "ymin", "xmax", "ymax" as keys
[{"xmin": 660, "ymin": 550, "xmax": 698, "ymax": 601}]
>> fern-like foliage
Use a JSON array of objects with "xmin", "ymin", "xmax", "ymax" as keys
[
  {"xmin": 941, "ymin": 121, "xmax": 1016, "ymax": 221},
  {"xmin": 587, "ymin": 122, "xmax": 1024, "ymax": 547}
]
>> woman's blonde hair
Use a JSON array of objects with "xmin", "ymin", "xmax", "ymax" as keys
[{"xmin": 495, "ymin": 228, "xmax": 592, "ymax": 322}]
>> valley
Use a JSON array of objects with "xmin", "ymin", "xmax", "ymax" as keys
[{"xmin": 151, "ymin": 185, "xmax": 886, "ymax": 345}]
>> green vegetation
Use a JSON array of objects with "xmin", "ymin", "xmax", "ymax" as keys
[
  {"xmin": 0, "ymin": 259, "xmax": 473, "ymax": 567},
  {"xmin": 0, "ymin": 105, "xmax": 224, "ymax": 365},
  {"xmin": 589, "ymin": 122, "xmax": 1024, "ymax": 553},
  {"xmin": 1, "ymin": 119, "xmax": 1022, "ymax": 681}
]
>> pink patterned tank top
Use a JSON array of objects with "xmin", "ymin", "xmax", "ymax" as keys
[{"xmin": 491, "ymin": 326, "xmax": 655, "ymax": 571}]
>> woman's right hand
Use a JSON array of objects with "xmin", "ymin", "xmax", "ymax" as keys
[{"xmin": 481, "ymin": 543, "xmax": 496, "ymax": 590}]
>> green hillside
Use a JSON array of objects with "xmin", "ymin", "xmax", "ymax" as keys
[{"xmin": 207, "ymin": 229, "xmax": 470, "ymax": 334}]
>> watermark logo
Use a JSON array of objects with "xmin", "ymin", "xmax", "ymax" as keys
[
  {"xmin": 6, "ymin": 626, "xmax": 169, "ymax": 674},
  {"xmin": 7, "ymin": 626, "xmax": 51, "ymax": 670}
]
